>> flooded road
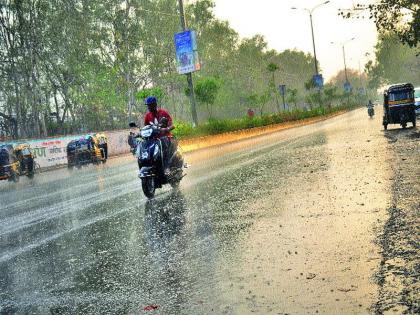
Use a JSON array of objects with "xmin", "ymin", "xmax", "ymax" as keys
[{"xmin": 0, "ymin": 108, "xmax": 417, "ymax": 314}]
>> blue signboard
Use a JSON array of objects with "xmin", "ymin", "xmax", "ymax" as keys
[
  {"xmin": 313, "ymin": 74, "xmax": 324, "ymax": 89},
  {"xmin": 278, "ymin": 84, "xmax": 286, "ymax": 96},
  {"xmin": 174, "ymin": 30, "xmax": 200, "ymax": 74},
  {"xmin": 344, "ymin": 82, "xmax": 352, "ymax": 93}
]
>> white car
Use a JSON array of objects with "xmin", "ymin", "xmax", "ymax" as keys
[{"xmin": 415, "ymin": 87, "xmax": 420, "ymax": 115}]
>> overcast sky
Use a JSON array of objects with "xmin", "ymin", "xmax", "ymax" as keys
[{"xmin": 211, "ymin": 0, "xmax": 378, "ymax": 81}]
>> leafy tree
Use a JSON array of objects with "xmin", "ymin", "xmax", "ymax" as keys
[
  {"xmin": 246, "ymin": 91, "xmax": 271, "ymax": 116},
  {"xmin": 136, "ymin": 87, "xmax": 165, "ymax": 103},
  {"xmin": 267, "ymin": 63, "xmax": 281, "ymax": 112},
  {"xmin": 340, "ymin": 1, "xmax": 420, "ymax": 51},
  {"xmin": 322, "ymin": 85, "xmax": 339, "ymax": 108},
  {"xmin": 329, "ymin": 69, "xmax": 366, "ymax": 92},
  {"xmin": 0, "ymin": 0, "xmax": 326, "ymax": 138},
  {"xmin": 305, "ymin": 92, "xmax": 322, "ymax": 109},
  {"xmin": 194, "ymin": 77, "xmax": 221, "ymax": 118},
  {"xmin": 365, "ymin": 33, "xmax": 420, "ymax": 88},
  {"xmin": 286, "ymin": 88, "xmax": 298, "ymax": 109}
]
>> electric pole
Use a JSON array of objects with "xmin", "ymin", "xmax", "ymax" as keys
[{"xmin": 178, "ymin": 0, "xmax": 199, "ymax": 127}]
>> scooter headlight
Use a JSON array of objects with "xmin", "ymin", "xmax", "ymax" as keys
[{"xmin": 141, "ymin": 127, "xmax": 153, "ymax": 138}]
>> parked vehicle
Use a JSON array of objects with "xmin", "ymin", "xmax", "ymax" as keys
[
  {"xmin": 383, "ymin": 83, "xmax": 416, "ymax": 130},
  {"xmin": 134, "ymin": 123, "xmax": 185, "ymax": 198},
  {"xmin": 14, "ymin": 143, "xmax": 35, "ymax": 179},
  {"xmin": 414, "ymin": 86, "xmax": 420, "ymax": 116},
  {"xmin": 0, "ymin": 143, "xmax": 36, "ymax": 182},
  {"xmin": 0, "ymin": 144, "xmax": 20, "ymax": 182},
  {"xmin": 67, "ymin": 135, "xmax": 107, "ymax": 169}
]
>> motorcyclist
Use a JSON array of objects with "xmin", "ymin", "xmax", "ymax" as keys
[
  {"xmin": 128, "ymin": 130, "xmax": 137, "ymax": 154},
  {"xmin": 143, "ymin": 96, "xmax": 175, "ymax": 176},
  {"xmin": 367, "ymin": 100, "xmax": 374, "ymax": 117}
]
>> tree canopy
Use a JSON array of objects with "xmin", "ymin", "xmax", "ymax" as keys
[
  {"xmin": 340, "ymin": 1, "xmax": 420, "ymax": 51},
  {"xmin": 0, "ymin": 0, "xmax": 358, "ymax": 139}
]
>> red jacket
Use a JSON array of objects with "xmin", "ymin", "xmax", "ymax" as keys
[{"xmin": 144, "ymin": 108, "xmax": 173, "ymax": 137}]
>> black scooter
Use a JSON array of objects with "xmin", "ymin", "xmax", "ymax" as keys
[{"xmin": 129, "ymin": 121, "xmax": 185, "ymax": 198}]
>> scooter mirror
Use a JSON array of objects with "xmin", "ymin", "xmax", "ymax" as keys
[{"xmin": 129, "ymin": 122, "xmax": 137, "ymax": 128}]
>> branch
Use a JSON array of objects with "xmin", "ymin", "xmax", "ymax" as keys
[{"xmin": 0, "ymin": 111, "xmax": 16, "ymax": 123}]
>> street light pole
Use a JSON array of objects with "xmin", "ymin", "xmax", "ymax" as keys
[
  {"xmin": 292, "ymin": 1, "xmax": 330, "ymax": 77},
  {"xmin": 178, "ymin": 0, "xmax": 199, "ymax": 127},
  {"xmin": 342, "ymin": 44, "xmax": 348, "ymax": 84},
  {"xmin": 331, "ymin": 37, "xmax": 355, "ymax": 86},
  {"xmin": 309, "ymin": 13, "xmax": 319, "ymax": 75}
]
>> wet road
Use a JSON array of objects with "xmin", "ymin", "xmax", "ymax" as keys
[{"xmin": 0, "ymin": 108, "xmax": 408, "ymax": 314}]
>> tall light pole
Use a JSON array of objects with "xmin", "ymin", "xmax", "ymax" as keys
[
  {"xmin": 178, "ymin": 0, "xmax": 199, "ymax": 127},
  {"xmin": 291, "ymin": 1, "xmax": 330, "ymax": 77},
  {"xmin": 331, "ymin": 37, "xmax": 355, "ymax": 87}
]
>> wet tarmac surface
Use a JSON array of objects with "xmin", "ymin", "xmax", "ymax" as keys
[
  {"xmin": 374, "ymin": 127, "xmax": 420, "ymax": 314},
  {"xmin": 0, "ymin": 108, "xmax": 418, "ymax": 314}
]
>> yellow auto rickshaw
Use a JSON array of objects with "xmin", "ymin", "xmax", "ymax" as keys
[
  {"xmin": 14, "ymin": 143, "xmax": 36, "ymax": 178},
  {"xmin": 0, "ymin": 144, "xmax": 20, "ymax": 182},
  {"xmin": 67, "ymin": 135, "xmax": 107, "ymax": 169},
  {"xmin": 383, "ymin": 83, "xmax": 416, "ymax": 129}
]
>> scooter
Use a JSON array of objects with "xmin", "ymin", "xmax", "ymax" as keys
[{"xmin": 130, "ymin": 122, "xmax": 185, "ymax": 198}]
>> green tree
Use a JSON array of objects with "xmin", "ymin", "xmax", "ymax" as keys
[
  {"xmin": 286, "ymin": 88, "xmax": 299, "ymax": 109},
  {"xmin": 340, "ymin": 1, "xmax": 420, "ymax": 51},
  {"xmin": 247, "ymin": 91, "xmax": 271, "ymax": 116},
  {"xmin": 194, "ymin": 77, "xmax": 221, "ymax": 118},
  {"xmin": 267, "ymin": 63, "xmax": 281, "ymax": 112},
  {"xmin": 365, "ymin": 33, "xmax": 420, "ymax": 88},
  {"xmin": 322, "ymin": 85, "xmax": 339, "ymax": 108}
]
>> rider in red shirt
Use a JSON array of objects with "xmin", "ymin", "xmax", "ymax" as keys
[
  {"xmin": 143, "ymin": 96, "xmax": 175, "ymax": 175},
  {"xmin": 144, "ymin": 96, "xmax": 174, "ymax": 137}
]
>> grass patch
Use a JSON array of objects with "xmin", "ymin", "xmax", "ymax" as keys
[{"xmin": 173, "ymin": 104, "xmax": 358, "ymax": 139}]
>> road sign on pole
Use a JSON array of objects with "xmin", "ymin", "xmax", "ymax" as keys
[
  {"xmin": 312, "ymin": 74, "xmax": 323, "ymax": 89},
  {"xmin": 174, "ymin": 30, "xmax": 200, "ymax": 75},
  {"xmin": 344, "ymin": 82, "xmax": 352, "ymax": 93},
  {"xmin": 278, "ymin": 84, "xmax": 286, "ymax": 96}
]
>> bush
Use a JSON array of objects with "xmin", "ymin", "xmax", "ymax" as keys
[{"xmin": 172, "ymin": 103, "xmax": 360, "ymax": 139}]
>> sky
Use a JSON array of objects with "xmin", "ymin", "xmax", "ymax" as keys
[{"xmin": 211, "ymin": 0, "xmax": 378, "ymax": 82}]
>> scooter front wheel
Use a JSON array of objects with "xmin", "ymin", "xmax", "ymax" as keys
[{"xmin": 141, "ymin": 177, "xmax": 156, "ymax": 198}]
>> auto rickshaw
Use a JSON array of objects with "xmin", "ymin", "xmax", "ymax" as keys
[
  {"xmin": 14, "ymin": 143, "xmax": 35, "ymax": 178},
  {"xmin": 383, "ymin": 83, "xmax": 416, "ymax": 130},
  {"xmin": 0, "ymin": 144, "xmax": 20, "ymax": 182},
  {"xmin": 94, "ymin": 133, "xmax": 108, "ymax": 160},
  {"xmin": 67, "ymin": 135, "xmax": 107, "ymax": 169}
]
